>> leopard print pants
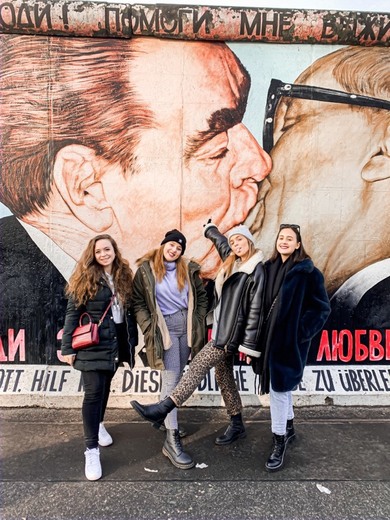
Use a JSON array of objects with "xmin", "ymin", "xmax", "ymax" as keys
[{"xmin": 171, "ymin": 340, "xmax": 242, "ymax": 417}]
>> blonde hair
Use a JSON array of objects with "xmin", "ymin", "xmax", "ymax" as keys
[
  {"xmin": 137, "ymin": 246, "xmax": 188, "ymax": 291},
  {"xmin": 219, "ymin": 239, "xmax": 257, "ymax": 277},
  {"xmin": 66, "ymin": 234, "xmax": 134, "ymax": 307}
]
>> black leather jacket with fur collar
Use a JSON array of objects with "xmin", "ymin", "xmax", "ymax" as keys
[{"xmin": 205, "ymin": 225, "xmax": 265, "ymax": 356}]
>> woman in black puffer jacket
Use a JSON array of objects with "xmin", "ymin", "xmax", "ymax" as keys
[{"xmin": 61, "ymin": 234, "xmax": 138, "ymax": 481}]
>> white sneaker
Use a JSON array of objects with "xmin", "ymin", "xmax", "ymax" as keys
[
  {"xmin": 98, "ymin": 422, "xmax": 113, "ymax": 447},
  {"xmin": 84, "ymin": 447, "xmax": 102, "ymax": 481}
]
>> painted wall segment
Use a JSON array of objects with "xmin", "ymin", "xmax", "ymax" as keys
[
  {"xmin": 132, "ymin": 5, "xmax": 390, "ymax": 45},
  {"xmin": 0, "ymin": 1, "xmax": 389, "ymax": 45},
  {"xmin": 0, "ymin": 34, "xmax": 389, "ymax": 405},
  {"xmin": 0, "ymin": 0, "xmax": 131, "ymax": 37}
]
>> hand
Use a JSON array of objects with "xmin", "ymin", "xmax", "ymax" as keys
[
  {"xmin": 239, "ymin": 352, "xmax": 252, "ymax": 364},
  {"xmin": 63, "ymin": 354, "xmax": 76, "ymax": 366}
]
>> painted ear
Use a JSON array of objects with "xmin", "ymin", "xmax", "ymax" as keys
[
  {"xmin": 361, "ymin": 153, "xmax": 390, "ymax": 182},
  {"xmin": 53, "ymin": 144, "xmax": 114, "ymax": 232},
  {"xmin": 362, "ymin": 129, "xmax": 390, "ymax": 182}
]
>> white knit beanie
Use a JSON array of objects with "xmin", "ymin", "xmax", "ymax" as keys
[{"xmin": 226, "ymin": 225, "xmax": 255, "ymax": 245}]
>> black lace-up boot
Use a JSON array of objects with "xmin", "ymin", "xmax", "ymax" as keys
[
  {"xmin": 285, "ymin": 419, "xmax": 295, "ymax": 443},
  {"xmin": 265, "ymin": 433, "xmax": 287, "ymax": 471},
  {"xmin": 215, "ymin": 413, "xmax": 246, "ymax": 446},
  {"xmin": 162, "ymin": 429, "xmax": 195, "ymax": 470},
  {"xmin": 130, "ymin": 397, "xmax": 175, "ymax": 428},
  {"xmin": 155, "ymin": 423, "xmax": 188, "ymax": 438}
]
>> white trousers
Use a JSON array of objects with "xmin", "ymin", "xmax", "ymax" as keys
[{"xmin": 269, "ymin": 382, "xmax": 294, "ymax": 435}]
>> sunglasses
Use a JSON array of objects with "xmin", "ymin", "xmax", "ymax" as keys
[
  {"xmin": 263, "ymin": 79, "xmax": 390, "ymax": 154},
  {"xmin": 279, "ymin": 224, "xmax": 300, "ymax": 233}
]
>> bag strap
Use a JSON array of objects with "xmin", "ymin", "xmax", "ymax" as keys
[
  {"xmin": 265, "ymin": 295, "xmax": 278, "ymax": 322},
  {"xmin": 97, "ymin": 294, "xmax": 116, "ymax": 327}
]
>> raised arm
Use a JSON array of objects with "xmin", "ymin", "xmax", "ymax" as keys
[{"xmin": 204, "ymin": 221, "xmax": 232, "ymax": 262}]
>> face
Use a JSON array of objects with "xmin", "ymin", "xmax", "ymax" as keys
[
  {"xmin": 229, "ymin": 234, "xmax": 251, "ymax": 262},
  {"xmin": 257, "ymin": 67, "xmax": 390, "ymax": 292},
  {"xmin": 101, "ymin": 39, "xmax": 271, "ymax": 276},
  {"xmin": 94, "ymin": 239, "xmax": 115, "ymax": 272},
  {"xmin": 276, "ymin": 228, "xmax": 300, "ymax": 262},
  {"xmin": 163, "ymin": 241, "xmax": 183, "ymax": 262}
]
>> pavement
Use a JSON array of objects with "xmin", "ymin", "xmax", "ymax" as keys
[{"xmin": 1, "ymin": 405, "xmax": 389, "ymax": 520}]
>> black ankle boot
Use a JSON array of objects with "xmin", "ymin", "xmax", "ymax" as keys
[
  {"xmin": 162, "ymin": 429, "xmax": 195, "ymax": 470},
  {"xmin": 285, "ymin": 419, "xmax": 295, "ymax": 443},
  {"xmin": 215, "ymin": 413, "xmax": 246, "ymax": 446},
  {"xmin": 265, "ymin": 433, "xmax": 287, "ymax": 471},
  {"xmin": 130, "ymin": 397, "xmax": 175, "ymax": 428},
  {"xmin": 155, "ymin": 423, "xmax": 188, "ymax": 438}
]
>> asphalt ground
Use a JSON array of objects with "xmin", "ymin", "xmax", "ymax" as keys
[{"xmin": 1, "ymin": 405, "xmax": 389, "ymax": 520}]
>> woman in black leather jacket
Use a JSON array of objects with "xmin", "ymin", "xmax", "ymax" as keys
[
  {"xmin": 61, "ymin": 234, "xmax": 138, "ymax": 481},
  {"xmin": 131, "ymin": 223, "xmax": 265, "ymax": 455}
]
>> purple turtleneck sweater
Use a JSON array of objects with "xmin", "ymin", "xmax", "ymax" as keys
[{"xmin": 156, "ymin": 261, "xmax": 189, "ymax": 316}]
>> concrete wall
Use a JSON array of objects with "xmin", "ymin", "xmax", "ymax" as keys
[{"xmin": 1, "ymin": 3, "xmax": 389, "ymax": 406}]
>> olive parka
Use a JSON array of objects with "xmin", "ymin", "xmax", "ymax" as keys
[
  {"xmin": 132, "ymin": 258, "xmax": 208, "ymax": 370},
  {"xmin": 61, "ymin": 278, "xmax": 138, "ymax": 372}
]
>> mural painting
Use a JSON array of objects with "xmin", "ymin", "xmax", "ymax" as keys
[{"xmin": 0, "ymin": 28, "xmax": 389, "ymax": 402}]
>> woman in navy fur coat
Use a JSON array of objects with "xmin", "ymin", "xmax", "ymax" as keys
[{"xmin": 249, "ymin": 224, "xmax": 330, "ymax": 472}]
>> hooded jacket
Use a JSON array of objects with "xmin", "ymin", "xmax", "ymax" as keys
[
  {"xmin": 61, "ymin": 278, "xmax": 138, "ymax": 372},
  {"xmin": 204, "ymin": 224, "xmax": 265, "ymax": 356},
  {"xmin": 132, "ymin": 259, "xmax": 208, "ymax": 370},
  {"xmin": 259, "ymin": 258, "xmax": 331, "ymax": 393}
]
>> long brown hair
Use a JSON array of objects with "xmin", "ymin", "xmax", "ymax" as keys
[
  {"xmin": 219, "ymin": 239, "xmax": 257, "ymax": 277},
  {"xmin": 136, "ymin": 246, "xmax": 188, "ymax": 291},
  {"xmin": 66, "ymin": 234, "xmax": 134, "ymax": 306}
]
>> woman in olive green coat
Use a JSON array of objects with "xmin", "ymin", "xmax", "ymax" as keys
[{"xmin": 132, "ymin": 229, "xmax": 207, "ymax": 470}]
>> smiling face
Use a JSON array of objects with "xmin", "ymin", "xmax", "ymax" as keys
[
  {"xmin": 276, "ymin": 228, "xmax": 300, "ymax": 262},
  {"xmin": 229, "ymin": 234, "xmax": 251, "ymax": 262},
  {"xmin": 101, "ymin": 39, "xmax": 271, "ymax": 276},
  {"xmin": 94, "ymin": 238, "xmax": 116, "ymax": 273},
  {"xmin": 163, "ymin": 241, "xmax": 183, "ymax": 263}
]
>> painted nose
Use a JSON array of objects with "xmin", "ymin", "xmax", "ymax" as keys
[{"xmin": 228, "ymin": 124, "xmax": 272, "ymax": 188}]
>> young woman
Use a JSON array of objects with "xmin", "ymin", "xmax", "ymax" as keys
[
  {"xmin": 132, "ymin": 229, "xmax": 208, "ymax": 470},
  {"xmin": 130, "ymin": 223, "xmax": 265, "ymax": 457},
  {"xmin": 251, "ymin": 224, "xmax": 330, "ymax": 472},
  {"xmin": 61, "ymin": 234, "xmax": 138, "ymax": 481}
]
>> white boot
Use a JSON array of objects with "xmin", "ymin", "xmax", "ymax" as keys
[
  {"xmin": 98, "ymin": 422, "xmax": 113, "ymax": 447},
  {"xmin": 84, "ymin": 447, "xmax": 102, "ymax": 481}
]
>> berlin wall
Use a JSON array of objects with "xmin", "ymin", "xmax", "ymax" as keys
[{"xmin": 1, "ymin": 1, "xmax": 389, "ymax": 407}]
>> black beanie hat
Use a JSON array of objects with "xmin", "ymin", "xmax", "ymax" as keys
[{"xmin": 160, "ymin": 229, "xmax": 186, "ymax": 255}]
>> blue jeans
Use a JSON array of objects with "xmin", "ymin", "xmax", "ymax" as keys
[{"xmin": 161, "ymin": 310, "xmax": 191, "ymax": 430}]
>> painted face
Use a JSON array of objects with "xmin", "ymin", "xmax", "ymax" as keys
[
  {"xmin": 229, "ymin": 234, "xmax": 251, "ymax": 262},
  {"xmin": 163, "ymin": 241, "xmax": 182, "ymax": 262},
  {"xmin": 276, "ymin": 228, "xmax": 300, "ymax": 262},
  {"xmin": 256, "ymin": 67, "xmax": 390, "ymax": 291},
  {"xmin": 94, "ymin": 238, "xmax": 115, "ymax": 272},
  {"xmin": 101, "ymin": 39, "xmax": 271, "ymax": 276}
]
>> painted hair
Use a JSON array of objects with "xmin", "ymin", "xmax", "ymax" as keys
[
  {"xmin": 66, "ymin": 234, "xmax": 134, "ymax": 306},
  {"xmin": 0, "ymin": 35, "xmax": 153, "ymax": 217}
]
